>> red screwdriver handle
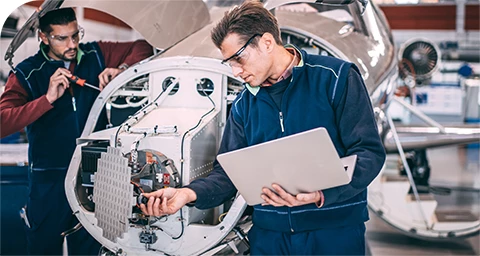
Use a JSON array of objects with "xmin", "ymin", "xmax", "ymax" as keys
[
  {"xmin": 68, "ymin": 75, "xmax": 100, "ymax": 91},
  {"xmin": 69, "ymin": 75, "xmax": 86, "ymax": 87}
]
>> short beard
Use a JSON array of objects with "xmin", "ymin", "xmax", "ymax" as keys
[
  {"xmin": 61, "ymin": 48, "xmax": 77, "ymax": 61},
  {"xmin": 46, "ymin": 47, "xmax": 76, "ymax": 62}
]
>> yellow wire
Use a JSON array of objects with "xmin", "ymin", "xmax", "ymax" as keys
[{"xmin": 218, "ymin": 212, "xmax": 228, "ymax": 222}]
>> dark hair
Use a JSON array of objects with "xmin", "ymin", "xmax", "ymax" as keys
[
  {"xmin": 39, "ymin": 8, "xmax": 77, "ymax": 34},
  {"xmin": 211, "ymin": 0, "xmax": 282, "ymax": 49}
]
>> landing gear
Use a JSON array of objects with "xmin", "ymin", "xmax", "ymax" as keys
[
  {"xmin": 367, "ymin": 101, "xmax": 480, "ymax": 240},
  {"xmin": 398, "ymin": 149, "xmax": 431, "ymax": 194}
]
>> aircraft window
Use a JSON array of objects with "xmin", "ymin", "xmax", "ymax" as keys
[
  {"xmin": 162, "ymin": 76, "xmax": 179, "ymax": 95},
  {"xmin": 197, "ymin": 78, "xmax": 214, "ymax": 96}
]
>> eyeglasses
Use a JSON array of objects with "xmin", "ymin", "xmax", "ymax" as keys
[
  {"xmin": 46, "ymin": 26, "xmax": 84, "ymax": 46},
  {"xmin": 221, "ymin": 34, "xmax": 261, "ymax": 68}
]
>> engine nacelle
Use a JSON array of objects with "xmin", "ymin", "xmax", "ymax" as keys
[{"xmin": 398, "ymin": 38, "xmax": 441, "ymax": 87}]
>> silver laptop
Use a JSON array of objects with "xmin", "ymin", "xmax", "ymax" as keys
[{"xmin": 217, "ymin": 127, "xmax": 357, "ymax": 206}]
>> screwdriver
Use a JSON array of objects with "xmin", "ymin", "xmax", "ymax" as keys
[{"xmin": 68, "ymin": 75, "xmax": 101, "ymax": 91}]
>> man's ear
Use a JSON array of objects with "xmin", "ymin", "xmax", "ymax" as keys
[
  {"xmin": 261, "ymin": 33, "xmax": 275, "ymax": 53},
  {"xmin": 38, "ymin": 31, "xmax": 49, "ymax": 45}
]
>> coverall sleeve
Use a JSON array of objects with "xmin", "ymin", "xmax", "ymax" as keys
[
  {"xmin": 0, "ymin": 73, "xmax": 53, "ymax": 138},
  {"xmin": 322, "ymin": 68, "xmax": 386, "ymax": 207},
  {"xmin": 185, "ymin": 103, "xmax": 249, "ymax": 210},
  {"xmin": 97, "ymin": 40, "xmax": 153, "ymax": 68}
]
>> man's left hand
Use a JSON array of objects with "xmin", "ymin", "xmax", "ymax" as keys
[
  {"xmin": 261, "ymin": 184, "xmax": 322, "ymax": 207},
  {"xmin": 98, "ymin": 68, "xmax": 123, "ymax": 90}
]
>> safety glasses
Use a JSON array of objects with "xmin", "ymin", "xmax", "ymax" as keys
[
  {"xmin": 221, "ymin": 34, "xmax": 261, "ymax": 67},
  {"xmin": 46, "ymin": 26, "xmax": 84, "ymax": 46}
]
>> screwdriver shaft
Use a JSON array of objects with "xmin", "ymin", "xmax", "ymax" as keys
[
  {"xmin": 83, "ymin": 82, "xmax": 101, "ymax": 91},
  {"xmin": 68, "ymin": 75, "xmax": 101, "ymax": 91}
]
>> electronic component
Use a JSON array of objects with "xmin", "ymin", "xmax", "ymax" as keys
[
  {"xmin": 139, "ymin": 230, "xmax": 157, "ymax": 244},
  {"xmin": 81, "ymin": 140, "xmax": 109, "ymax": 187}
]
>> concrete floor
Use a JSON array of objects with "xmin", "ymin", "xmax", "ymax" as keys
[
  {"xmin": 366, "ymin": 145, "xmax": 480, "ymax": 255},
  {"xmin": 1, "ymin": 139, "xmax": 478, "ymax": 255}
]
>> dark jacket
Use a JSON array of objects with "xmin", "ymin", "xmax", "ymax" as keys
[
  {"xmin": 187, "ymin": 47, "xmax": 386, "ymax": 232},
  {"xmin": 14, "ymin": 42, "xmax": 106, "ymax": 171}
]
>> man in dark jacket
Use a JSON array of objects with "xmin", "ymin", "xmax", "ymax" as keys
[
  {"xmin": 141, "ymin": 1, "xmax": 385, "ymax": 255},
  {"xmin": 0, "ymin": 8, "xmax": 153, "ymax": 255}
]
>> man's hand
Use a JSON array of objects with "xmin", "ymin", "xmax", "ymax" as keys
[
  {"xmin": 46, "ymin": 68, "xmax": 71, "ymax": 104},
  {"xmin": 98, "ymin": 68, "xmax": 123, "ymax": 90},
  {"xmin": 261, "ymin": 184, "xmax": 322, "ymax": 207},
  {"xmin": 140, "ymin": 187, "xmax": 197, "ymax": 217}
]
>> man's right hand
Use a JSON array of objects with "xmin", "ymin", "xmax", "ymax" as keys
[
  {"xmin": 140, "ymin": 187, "xmax": 197, "ymax": 217},
  {"xmin": 46, "ymin": 68, "xmax": 72, "ymax": 104}
]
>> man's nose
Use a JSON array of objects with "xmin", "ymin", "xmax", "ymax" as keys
[
  {"xmin": 231, "ymin": 66, "xmax": 243, "ymax": 77},
  {"xmin": 67, "ymin": 37, "xmax": 77, "ymax": 48}
]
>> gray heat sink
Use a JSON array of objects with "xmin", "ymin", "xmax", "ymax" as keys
[{"xmin": 93, "ymin": 147, "xmax": 133, "ymax": 242}]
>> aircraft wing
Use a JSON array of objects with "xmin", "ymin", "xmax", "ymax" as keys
[{"xmin": 384, "ymin": 125, "xmax": 480, "ymax": 153}]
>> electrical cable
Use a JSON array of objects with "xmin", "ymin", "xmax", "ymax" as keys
[
  {"xmin": 218, "ymin": 212, "xmax": 228, "ymax": 222},
  {"xmin": 114, "ymin": 83, "xmax": 168, "ymax": 147},
  {"xmin": 131, "ymin": 181, "xmax": 145, "ymax": 207},
  {"xmin": 116, "ymin": 79, "xmax": 216, "ymax": 240},
  {"xmin": 171, "ymin": 210, "xmax": 184, "ymax": 240},
  {"xmin": 175, "ymin": 81, "xmax": 217, "ymax": 240},
  {"xmin": 179, "ymin": 82, "xmax": 217, "ymax": 186}
]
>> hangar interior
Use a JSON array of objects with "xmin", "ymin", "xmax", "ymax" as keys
[{"xmin": 0, "ymin": 0, "xmax": 479, "ymax": 255}]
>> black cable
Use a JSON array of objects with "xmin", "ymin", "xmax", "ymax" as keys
[
  {"xmin": 171, "ymin": 210, "xmax": 184, "ymax": 240},
  {"xmin": 114, "ymin": 82, "xmax": 168, "ymax": 147},
  {"xmin": 146, "ymin": 246, "xmax": 173, "ymax": 256},
  {"xmin": 179, "ymin": 83, "xmax": 216, "ymax": 187},
  {"xmin": 114, "ymin": 124, "xmax": 122, "ymax": 148},
  {"xmin": 175, "ymin": 82, "xmax": 216, "ymax": 240},
  {"xmin": 119, "ymin": 80, "xmax": 215, "ymax": 240}
]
